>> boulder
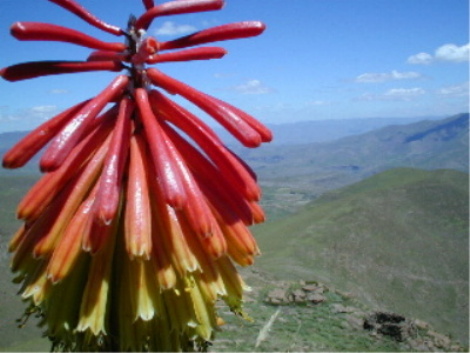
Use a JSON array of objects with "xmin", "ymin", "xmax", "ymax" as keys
[
  {"xmin": 306, "ymin": 293, "xmax": 326, "ymax": 304},
  {"xmin": 265, "ymin": 288, "xmax": 288, "ymax": 305},
  {"xmin": 363, "ymin": 311, "xmax": 416, "ymax": 342}
]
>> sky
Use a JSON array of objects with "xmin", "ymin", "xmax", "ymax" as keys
[{"xmin": 0, "ymin": 0, "xmax": 468, "ymax": 133}]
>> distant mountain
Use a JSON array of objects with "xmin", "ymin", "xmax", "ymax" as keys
[
  {"xmin": 236, "ymin": 113, "xmax": 469, "ymax": 198},
  {"xmin": 0, "ymin": 131, "xmax": 28, "ymax": 149},
  {"xmin": 253, "ymin": 167, "xmax": 469, "ymax": 344},
  {"xmin": 218, "ymin": 116, "xmax": 446, "ymax": 145}
]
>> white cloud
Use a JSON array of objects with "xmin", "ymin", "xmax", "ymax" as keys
[
  {"xmin": 213, "ymin": 72, "xmax": 234, "ymax": 79},
  {"xmin": 0, "ymin": 105, "xmax": 58, "ymax": 127},
  {"xmin": 30, "ymin": 105, "xmax": 57, "ymax": 115},
  {"xmin": 232, "ymin": 79, "xmax": 273, "ymax": 95},
  {"xmin": 438, "ymin": 82, "xmax": 469, "ymax": 97},
  {"xmin": 407, "ymin": 52, "xmax": 433, "ymax": 65},
  {"xmin": 154, "ymin": 21, "xmax": 197, "ymax": 36},
  {"xmin": 49, "ymin": 89, "xmax": 69, "ymax": 94},
  {"xmin": 408, "ymin": 43, "xmax": 469, "ymax": 64},
  {"xmin": 20, "ymin": 105, "xmax": 59, "ymax": 121},
  {"xmin": 357, "ymin": 88, "xmax": 425, "ymax": 102},
  {"xmin": 383, "ymin": 88, "xmax": 425, "ymax": 100},
  {"xmin": 435, "ymin": 43, "xmax": 470, "ymax": 62},
  {"xmin": 306, "ymin": 100, "xmax": 331, "ymax": 106},
  {"xmin": 355, "ymin": 70, "xmax": 423, "ymax": 83},
  {"xmin": 0, "ymin": 106, "xmax": 16, "ymax": 122}
]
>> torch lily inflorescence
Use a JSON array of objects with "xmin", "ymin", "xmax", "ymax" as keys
[{"xmin": 1, "ymin": 0, "xmax": 271, "ymax": 351}]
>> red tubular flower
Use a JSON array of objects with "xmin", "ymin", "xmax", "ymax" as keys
[
  {"xmin": 10, "ymin": 22, "xmax": 126, "ymax": 51},
  {"xmin": 2, "ymin": 100, "xmax": 91, "ymax": 168},
  {"xmin": 1, "ymin": 0, "xmax": 271, "ymax": 351},
  {"xmin": 0, "ymin": 61, "xmax": 123, "ymax": 82},
  {"xmin": 147, "ymin": 68, "xmax": 265, "ymax": 148},
  {"xmin": 125, "ymin": 133, "xmax": 153, "ymax": 260},
  {"xmin": 142, "ymin": 0, "xmax": 155, "ymax": 11},
  {"xmin": 93, "ymin": 97, "xmax": 133, "ymax": 227},
  {"xmin": 136, "ymin": 87, "xmax": 188, "ymax": 209},
  {"xmin": 47, "ymin": 0, "xmax": 124, "ymax": 36},
  {"xmin": 135, "ymin": 0, "xmax": 225, "ymax": 30},
  {"xmin": 145, "ymin": 46, "xmax": 227, "ymax": 63},
  {"xmin": 159, "ymin": 21, "xmax": 266, "ymax": 50},
  {"xmin": 39, "ymin": 75, "xmax": 129, "ymax": 172}
]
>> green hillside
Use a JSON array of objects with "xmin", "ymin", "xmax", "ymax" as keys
[
  {"xmin": 0, "ymin": 175, "xmax": 38, "ymax": 237},
  {"xmin": 0, "ymin": 175, "xmax": 45, "ymax": 351},
  {"xmin": 253, "ymin": 168, "xmax": 469, "ymax": 344}
]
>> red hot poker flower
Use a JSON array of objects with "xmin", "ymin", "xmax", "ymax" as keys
[{"xmin": 1, "ymin": 0, "xmax": 271, "ymax": 351}]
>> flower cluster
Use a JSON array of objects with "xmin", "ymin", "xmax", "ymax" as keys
[{"xmin": 1, "ymin": 0, "xmax": 271, "ymax": 351}]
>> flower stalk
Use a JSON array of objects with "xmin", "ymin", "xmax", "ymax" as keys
[{"xmin": 1, "ymin": 0, "xmax": 271, "ymax": 351}]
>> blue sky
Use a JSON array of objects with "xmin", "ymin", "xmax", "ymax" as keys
[{"xmin": 0, "ymin": 0, "xmax": 468, "ymax": 133}]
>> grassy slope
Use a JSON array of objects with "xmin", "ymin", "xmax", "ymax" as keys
[
  {"xmin": 0, "ymin": 175, "xmax": 38, "ymax": 236},
  {"xmin": 253, "ymin": 168, "xmax": 469, "ymax": 343},
  {"xmin": 0, "ymin": 175, "xmax": 47, "ymax": 351},
  {"xmin": 212, "ymin": 272, "xmax": 467, "ymax": 352}
]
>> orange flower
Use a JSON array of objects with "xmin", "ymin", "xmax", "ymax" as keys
[{"xmin": 1, "ymin": 0, "xmax": 271, "ymax": 351}]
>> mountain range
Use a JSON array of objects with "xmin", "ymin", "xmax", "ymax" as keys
[
  {"xmin": 231, "ymin": 113, "xmax": 469, "ymax": 217},
  {"xmin": 216, "ymin": 115, "xmax": 448, "ymax": 146},
  {"xmin": 0, "ymin": 114, "xmax": 455, "ymax": 175}
]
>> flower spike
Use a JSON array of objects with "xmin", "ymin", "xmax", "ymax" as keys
[{"xmin": 2, "ymin": 1, "xmax": 271, "ymax": 351}]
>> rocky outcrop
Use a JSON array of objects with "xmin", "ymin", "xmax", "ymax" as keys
[
  {"xmin": 261, "ymin": 280, "xmax": 467, "ymax": 352},
  {"xmin": 265, "ymin": 282, "xmax": 327, "ymax": 305},
  {"xmin": 364, "ymin": 312, "xmax": 416, "ymax": 342}
]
